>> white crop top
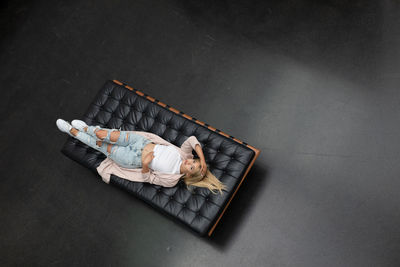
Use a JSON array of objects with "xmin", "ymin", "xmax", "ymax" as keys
[{"xmin": 148, "ymin": 144, "xmax": 183, "ymax": 174}]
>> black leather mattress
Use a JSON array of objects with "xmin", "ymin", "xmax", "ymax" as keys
[{"xmin": 61, "ymin": 80, "xmax": 260, "ymax": 236}]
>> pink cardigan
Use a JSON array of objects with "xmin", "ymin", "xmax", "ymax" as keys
[{"xmin": 96, "ymin": 131, "xmax": 201, "ymax": 187}]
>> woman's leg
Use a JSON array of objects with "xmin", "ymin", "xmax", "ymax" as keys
[
  {"xmin": 70, "ymin": 128, "xmax": 145, "ymax": 168},
  {"xmin": 84, "ymin": 125, "xmax": 150, "ymax": 147},
  {"xmin": 70, "ymin": 128, "xmax": 112, "ymax": 157}
]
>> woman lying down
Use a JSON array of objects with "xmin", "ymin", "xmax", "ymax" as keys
[{"xmin": 56, "ymin": 119, "xmax": 227, "ymax": 195}]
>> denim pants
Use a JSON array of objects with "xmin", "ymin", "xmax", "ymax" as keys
[{"xmin": 74, "ymin": 125, "xmax": 152, "ymax": 169}]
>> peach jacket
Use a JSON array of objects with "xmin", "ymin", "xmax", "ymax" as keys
[{"xmin": 96, "ymin": 131, "xmax": 201, "ymax": 187}]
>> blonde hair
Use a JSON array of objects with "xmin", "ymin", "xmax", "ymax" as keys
[{"xmin": 182, "ymin": 159, "xmax": 228, "ymax": 195}]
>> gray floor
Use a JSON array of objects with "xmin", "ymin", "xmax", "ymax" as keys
[{"xmin": 1, "ymin": 0, "xmax": 399, "ymax": 266}]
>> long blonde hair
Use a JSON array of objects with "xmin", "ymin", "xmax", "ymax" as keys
[{"xmin": 182, "ymin": 159, "xmax": 228, "ymax": 195}]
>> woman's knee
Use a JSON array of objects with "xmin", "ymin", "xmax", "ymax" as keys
[
  {"xmin": 95, "ymin": 129, "xmax": 108, "ymax": 140},
  {"xmin": 110, "ymin": 131, "xmax": 120, "ymax": 142},
  {"xmin": 96, "ymin": 129, "xmax": 122, "ymax": 144}
]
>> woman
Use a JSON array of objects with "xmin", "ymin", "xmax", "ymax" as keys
[{"xmin": 56, "ymin": 118, "xmax": 227, "ymax": 195}]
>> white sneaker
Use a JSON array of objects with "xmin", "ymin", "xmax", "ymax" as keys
[
  {"xmin": 71, "ymin": 119, "xmax": 88, "ymax": 132},
  {"xmin": 56, "ymin": 119, "xmax": 73, "ymax": 136}
]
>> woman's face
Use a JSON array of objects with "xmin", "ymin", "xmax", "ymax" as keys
[{"xmin": 183, "ymin": 159, "xmax": 201, "ymax": 176}]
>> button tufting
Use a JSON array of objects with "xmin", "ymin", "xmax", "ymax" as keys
[{"xmin": 170, "ymin": 196, "xmax": 174, "ymax": 199}]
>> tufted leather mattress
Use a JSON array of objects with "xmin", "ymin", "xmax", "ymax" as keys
[{"xmin": 61, "ymin": 80, "xmax": 260, "ymax": 236}]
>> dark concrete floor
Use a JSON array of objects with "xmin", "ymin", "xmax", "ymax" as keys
[{"xmin": 1, "ymin": 0, "xmax": 399, "ymax": 266}]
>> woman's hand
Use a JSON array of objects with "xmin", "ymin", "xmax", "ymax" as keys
[
  {"xmin": 142, "ymin": 151, "xmax": 155, "ymax": 166},
  {"xmin": 200, "ymin": 159, "xmax": 207, "ymax": 177},
  {"xmin": 194, "ymin": 144, "xmax": 207, "ymax": 177}
]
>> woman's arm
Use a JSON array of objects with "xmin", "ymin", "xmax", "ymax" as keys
[
  {"xmin": 194, "ymin": 144, "xmax": 207, "ymax": 176},
  {"xmin": 180, "ymin": 136, "xmax": 201, "ymax": 155},
  {"xmin": 194, "ymin": 144, "xmax": 205, "ymax": 163},
  {"xmin": 142, "ymin": 151, "xmax": 154, "ymax": 173},
  {"xmin": 142, "ymin": 163, "xmax": 150, "ymax": 173}
]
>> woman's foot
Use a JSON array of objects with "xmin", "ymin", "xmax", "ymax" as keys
[
  {"xmin": 56, "ymin": 119, "xmax": 75, "ymax": 137},
  {"xmin": 71, "ymin": 119, "xmax": 88, "ymax": 132}
]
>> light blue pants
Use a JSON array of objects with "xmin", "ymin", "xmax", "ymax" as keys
[{"xmin": 74, "ymin": 125, "xmax": 152, "ymax": 169}]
